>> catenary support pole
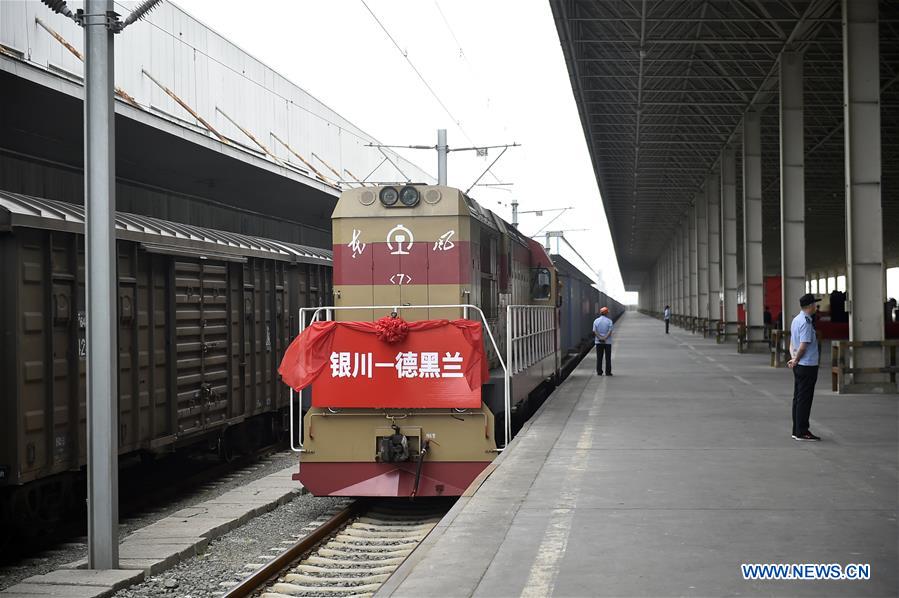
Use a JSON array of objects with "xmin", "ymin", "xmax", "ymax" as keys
[
  {"xmin": 707, "ymin": 171, "xmax": 722, "ymax": 332},
  {"xmin": 437, "ymin": 129, "xmax": 447, "ymax": 185},
  {"xmin": 721, "ymin": 146, "xmax": 739, "ymax": 340},
  {"xmin": 743, "ymin": 110, "xmax": 765, "ymax": 349},
  {"xmin": 84, "ymin": 0, "xmax": 119, "ymax": 569},
  {"xmin": 780, "ymin": 50, "xmax": 807, "ymax": 334},
  {"xmin": 842, "ymin": 0, "xmax": 886, "ymax": 386}
]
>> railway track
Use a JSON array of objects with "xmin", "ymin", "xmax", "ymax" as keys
[{"xmin": 225, "ymin": 499, "xmax": 452, "ymax": 598}]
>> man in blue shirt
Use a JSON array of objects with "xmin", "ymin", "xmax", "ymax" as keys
[
  {"xmin": 593, "ymin": 307, "xmax": 614, "ymax": 376},
  {"xmin": 663, "ymin": 305, "xmax": 671, "ymax": 334},
  {"xmin": 788, "ymin": 293, "xmax": 821, "ymax": 441}
]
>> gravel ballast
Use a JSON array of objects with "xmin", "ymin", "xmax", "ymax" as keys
[
  {"xmin": 0, "ymin": 450, "xmax": 301, "ymax": 591},
  {"xmin": 113, "ymin": 494, "xmax": 348, "ymax": 598}
]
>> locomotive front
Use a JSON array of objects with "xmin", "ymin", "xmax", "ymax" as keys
[{"xmin": 291, "ymin": 184, "xmax": 500, "ymax": 497}]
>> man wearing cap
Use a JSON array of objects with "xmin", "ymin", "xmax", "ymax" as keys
[
  {"xmin": 593, "ymin": 307, "xmax": 614, "ymax": 376},
  {"xmin": 788, "ymin": 293, "xmax": 821, "ymax": 441}
]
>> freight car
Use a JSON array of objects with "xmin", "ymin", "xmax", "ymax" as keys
[
  {"xmin": 0, "ymin": 190, "xmax": 331, "ymax": 542},
  {"xmin": 553, "ymin": 254, "xmax": 623, "ymax": 378},
  {"xmin": 281, "ymin": 184, "xmax": 624, "ymax": 498}
]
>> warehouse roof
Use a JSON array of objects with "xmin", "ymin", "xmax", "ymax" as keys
[
  {"xmin": 0, "ymin": 190, "xmax": 332, "ymax": 265},
  {"xmin": 550, "ymin": 0, "xmax": 899, "ymax": 290}
]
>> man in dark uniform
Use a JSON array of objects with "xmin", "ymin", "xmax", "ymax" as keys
[{"xmin": 788, "ymin": 294, "xmax": 821, "ymax": 441}]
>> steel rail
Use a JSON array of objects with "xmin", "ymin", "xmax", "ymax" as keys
[{"xmin": 223, "ymin": 500, "xmax": 366, "ymax": 598}]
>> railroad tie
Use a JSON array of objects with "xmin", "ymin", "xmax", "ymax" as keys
[{"xmin": 270, "ymin": 581, "xmax": 382, "ymax": 595}]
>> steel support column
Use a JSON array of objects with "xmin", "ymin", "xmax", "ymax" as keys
[
  {"xmin": 843, "ymin": 0, "xmax": 886, "ymax": 386},
  {"xmin": 84, "ymin": 0, "xmax": 119, "ymax": 569},
  {"xmin": 743, "ymin": 110, "xmax": 765, "ymax": 348},
  {"xmin": 668, "ymin": 246, "xmax": 674, "ymax": 315},
  {"xmin": 780, "ymin": 51, "xmax": 806, "ymax": 334},
  {"xmin": 689, "ymin": 207, "xmax": 698, "ymax": 329},
  {"xmin": 676, "ymin": 235, "xmax": 682, "ymax": 321},
  {"xmin": 666, "ymin": 249, "xmax": 670, "ymax": 313},
  {"xmin": 708, "ymin": 172, "xmax": 722, "ymax": 331},
  {"xmin": 678, "ymin": 230, "xmax": 684, "ymax": 322},
  {"xmin": 721, "ymin": 146, "xmax": 739, "ymax": 339},
  {"xmin": 679, "ymin": 221, "xmax": 687, "ymax": 323},
  {"xmin": 696, "ymin": 189, "xmax": 710, "ymax": 331},
  {"xmin": 683, "ymin": 220, "xmax": 689, "ymax": 325},
  {"xmin": 678, "ymin": 219, "xmax": 686, "ymax": 325}
]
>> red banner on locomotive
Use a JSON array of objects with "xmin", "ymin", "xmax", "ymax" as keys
[{"xmin": 279, "ymin": 318, "xmax": 488, "ymax": 409}]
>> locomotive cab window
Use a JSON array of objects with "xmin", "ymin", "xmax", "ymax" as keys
[{"xmin": 530, "ymin": 267, "xmax": 552, "ymax": 300}]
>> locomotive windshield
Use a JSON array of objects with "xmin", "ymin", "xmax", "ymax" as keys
[{"xmin": 530, "ymin": 267, "xmax": 552, "ymax": 300}]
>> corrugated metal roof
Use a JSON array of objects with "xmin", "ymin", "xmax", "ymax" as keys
[
  {"xmin": 550, "ymin": 0, "xmax": 899, "ymax": 289},
  {"xmin": 0, "ymin": 2, "xmax": 434, "ymax": 191},
  {"xmin": 0, "ymin": 190, "xmax": 331, "ymax": 265}
]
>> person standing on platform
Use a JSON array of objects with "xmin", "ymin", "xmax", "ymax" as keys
[
  {"xmin": 593, "ymin": 307, "xmax": 613, "ymax": 376},
  {"xmin": 788, "ymin": 293, "xmax": 821, "ymax": 441},
  {"xmin": 663, "ymin": 305, "xmax": 671, "ymax": 334}
]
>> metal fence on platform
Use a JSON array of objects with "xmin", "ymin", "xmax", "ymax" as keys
[{"xmin": 831, "ymin": 340, "xmax": 899, "ymax": 393}]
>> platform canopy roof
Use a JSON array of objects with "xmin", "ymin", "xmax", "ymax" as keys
[{"xmin": 550, "ymin": 0, "xmax": 899, "ymax": 291}]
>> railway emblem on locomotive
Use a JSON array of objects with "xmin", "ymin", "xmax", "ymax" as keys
[
  {"xmin": 347, "ymin": 229, "xmax": 366, "ymax": 258},
  {"xmin": 433, "ymin": 229, "xmax": 455, "ymax": 251},
  {"xmin": 386, "ymin": 224, "xmax": 414, "ymax": 255}
]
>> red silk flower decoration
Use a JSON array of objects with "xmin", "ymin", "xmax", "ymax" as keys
[{"xmin": 375, "ymin": 315, "xmax": 409, "ymax": 343}]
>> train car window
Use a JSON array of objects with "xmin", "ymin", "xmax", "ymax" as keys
[{"xmin": 531, "ymin": 267, "xmax": 552, "ymax": 300}]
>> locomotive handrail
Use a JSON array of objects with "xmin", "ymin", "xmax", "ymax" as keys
[
  {"xmin": 289, "ymin": 304, "xmax": 510, "ymax": 450},
  {"xmin": 504, "ymin": 305, "xmax": 559, "ymax": 446}
]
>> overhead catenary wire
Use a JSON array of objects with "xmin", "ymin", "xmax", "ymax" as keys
[
  {"xmin": 433, "ymin": 0, "xmax": 468, "ymax": 62},
  {"xmin": 560, "ymin": 234, "xmax": 600, "ymax": 283},
  {"xmin": 432, "ymin": 1, "xmax": 512, "ymax": 140},
  {"xmin": 532, "ymin": 207, "xmax": 572, "ymax": 236},
  {"xmin": 359, "ymin": 0, "xmax": 472, "ymax": 144},
  {"xmin": 359, "ymin": 0, "xmax": 510, "ymax": 191},
  {"xmin": 361, "ymin": 1, "xmax": 518, "ymax": 193}
]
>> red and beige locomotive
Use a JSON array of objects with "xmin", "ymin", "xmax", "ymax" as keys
[{"xmin": 280, "ymin": 184, "xmax": 622, "ymax": 498}]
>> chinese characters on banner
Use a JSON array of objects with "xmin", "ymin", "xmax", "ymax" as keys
[
  {"xmin": 279, "ymin": 320, "xmax": 487, "ymax": 409},
  {"xmin": 329, "ymin": 350, "xmax": 465, "ymax": 379}
]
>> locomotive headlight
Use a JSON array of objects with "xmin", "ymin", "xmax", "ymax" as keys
[
  {"xmin": 399, "ymin": 186, "xmax": 420, "ymax": 207},
  {"xmin": 379, "ymin": 186, "xmax": 399, "ymax": 206}
]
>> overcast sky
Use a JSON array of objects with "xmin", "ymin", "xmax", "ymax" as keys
[{"xmin": 175, "ymin": 0, "xmax": 638, "ymax": 303}]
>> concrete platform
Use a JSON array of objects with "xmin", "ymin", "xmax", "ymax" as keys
[
  {"xmin": 380, "ymin": 313, "xmax": 898, "ymax": 597},
  {"xmin": 1, "ymin": 463, "xmax": 302, "ymax": 597}
]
